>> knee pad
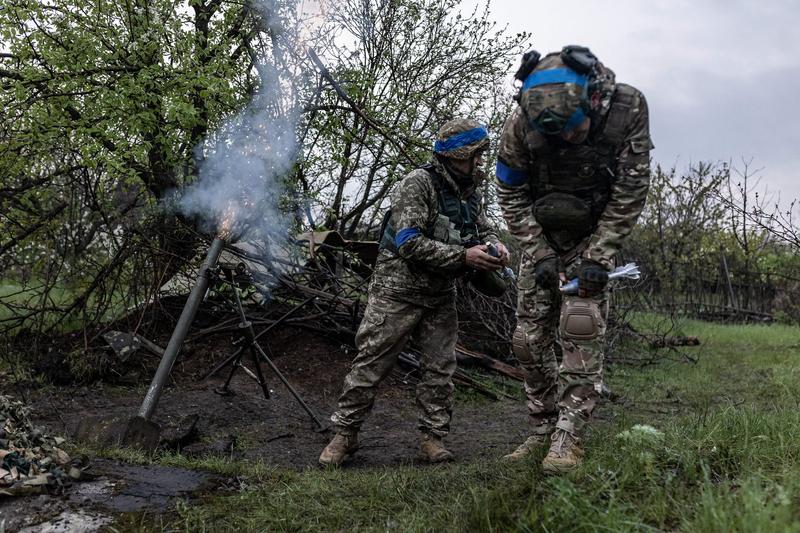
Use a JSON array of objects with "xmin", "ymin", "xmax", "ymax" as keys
[
  {"xmin": 512, "ymin": 325, "xmax": 533, "ymax": 364},
  {"xmin": 559, "ymin": 298, "xmax": 602, "ymax": 341}
]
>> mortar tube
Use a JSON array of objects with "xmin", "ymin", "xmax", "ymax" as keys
[{"xmin": 137, "ymin": 237, "xmax": 226, "ymax": 420}]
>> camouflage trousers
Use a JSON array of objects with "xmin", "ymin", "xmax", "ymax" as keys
[
  {"xmin": 331, "ymin": 292, "xmax": 458, "ymax": 437},
  {"xmin": 513, "ymin": 255, "xmax": 608, "ymax": 438}
]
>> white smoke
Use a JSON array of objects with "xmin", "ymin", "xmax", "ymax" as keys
[{"xmin": 178, "ymin": 8, "xmax": 301, "ymax": 242}]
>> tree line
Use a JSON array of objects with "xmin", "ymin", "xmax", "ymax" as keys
[{"xmin": 2, "ymin": 0, "xmax": 798, "ymax": 347}]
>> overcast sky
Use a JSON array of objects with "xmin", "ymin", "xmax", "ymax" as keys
[{"xmin": 467, "ymin": 0, "xmax": 800, "ymax": 203}]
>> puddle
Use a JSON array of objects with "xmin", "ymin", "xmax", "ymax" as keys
[
  {"xmin": 18, "ymin": 510, "xmax": 112, "ymax": 533},
  {"xmin": 1, "ymin": 458, "xmax": 218, "ymax": 531},
  {"xmin": 82, "ymin": 458, "xmax": 216, "ymax": 512}
]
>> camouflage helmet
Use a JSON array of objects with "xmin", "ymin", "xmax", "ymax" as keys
[
  {"xmin": 434, "ymin": 118, "xmax": 490, "ymax": 159},
  {"xmin": 519, "ymin": 47, "xmax": 613, "ymax": 135}
]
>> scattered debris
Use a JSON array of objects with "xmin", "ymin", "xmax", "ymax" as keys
[
  {"xmin": 102, "ymin": 331, "xmax": 165, "ymax": 362},
  {"xmin": 0, "ymin": 395, "xmax": 86, "ymax": 497},
  {"xmin": 266, "ymin": 432, "xmax": 294, "ymax": 443},
  {"xmin": 397, "ymin": 351, "xmax": 517, "ymax": 401},
  {"xmin": 456, "ymin": 345, "xmax": 526, "ymax": 381}
]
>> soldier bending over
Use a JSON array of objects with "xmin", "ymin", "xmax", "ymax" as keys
[{"xmin": 497, "ymin": 46, "xmax": 653, "ymax": 473}]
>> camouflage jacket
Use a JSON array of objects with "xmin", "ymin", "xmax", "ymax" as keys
[
  {"xmin": 496, "ymin": 83, "xmax": 653, "ymax": 270},
  {"xmin": 371, "ymin": 158, "xmax": 500, "ymax": 307}
]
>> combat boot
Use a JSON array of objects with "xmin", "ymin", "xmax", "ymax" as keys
[
  {"xmin": 502, "ymin": 434, "xmax": 549, "ymax": 461},
  {"xmin": 420, "ymin": 433, "xmax": 454, "ymax": 463},
  {"xmin": 319, "ymin": 433, "xmax": 358, "ymax": 466},
  {"xmin": 541, "ymin": 429, "xmax": 583, "ymax": 474}
]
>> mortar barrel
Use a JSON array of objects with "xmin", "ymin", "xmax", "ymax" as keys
[{"xmin": 137, "ymin": 237, "xmax": 226, "ymax": 420}]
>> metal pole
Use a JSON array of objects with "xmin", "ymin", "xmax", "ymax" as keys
[
  {"xmin": 138, "ymin": 237, "xmax": 226, "ymax": 420},
  {"xmin": 720, "ymin": 248, "xmax": 738, "ymax": 310},
  {"xmin": 251, "ymin": 342, "xmax": 327, "ymax": 429}
]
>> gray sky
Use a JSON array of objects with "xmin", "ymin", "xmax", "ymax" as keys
[{"xmin": 472, "ymin": 0, "xmax": 800, "ymax": 203}]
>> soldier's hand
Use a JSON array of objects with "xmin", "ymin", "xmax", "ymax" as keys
[
  {"xmin": 534, "ymin": 256, "xmax": 564, "ymax": 289},
  {"xmin": 494, "ymin": 243, "xmax": 511, "ymax": 266},
  {"xmin": 577, "ymin": 260, "xmax": 609, "ymax": 297},
  {"xmin": 465, "ymin": 245, "xmax": 502, "ymax": 271}
]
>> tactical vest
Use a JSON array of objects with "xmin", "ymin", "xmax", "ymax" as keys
[
  {"xmin": 380, "ymin": 164, "xmax": 481, "ymax": 254},
  {"xmin": 527, "ymin": 84, "xmax": 639, "ymax": 251}
]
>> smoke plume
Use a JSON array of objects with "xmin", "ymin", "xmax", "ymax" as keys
[{"xmin": 178, "ymin": 9, "xmax": 301, "ymax": 242}]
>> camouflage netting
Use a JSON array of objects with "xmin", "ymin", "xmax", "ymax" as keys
[{"xmin": 0, "ymin": 395, "xmax": 84, "ymax": 497}]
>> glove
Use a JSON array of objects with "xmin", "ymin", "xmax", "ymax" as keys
[
  {"xmin": 534, "ymin": 255, "xmax": 562, "ymax": 289},
  {"xmin": 577, "ymin": 260, "xmax": 609, "ymax": 297}
]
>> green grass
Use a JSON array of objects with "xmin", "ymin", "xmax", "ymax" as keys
[
  {"xmin": 108, "ymin": 320, "xmax": 800, "ymax": 532},
  {"xmin": 0, "ymin": 277, "xmax": 140, "ymax": 347},
  {"xmin": 0, "ymin": 279, "xmax": 80, "ymax": 332}
]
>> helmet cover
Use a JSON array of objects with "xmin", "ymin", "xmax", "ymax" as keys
[{"xmin": 434, "ymin": 118, "xmax": 490, "ymax": 159}]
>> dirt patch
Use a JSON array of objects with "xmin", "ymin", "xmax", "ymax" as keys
[{"xmin": 21, "ymin": 325, "xmax": 530, "ymax": 469}]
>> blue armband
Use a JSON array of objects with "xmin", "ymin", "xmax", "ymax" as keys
[
  {"xmin": 395, "ymin": 227, "xmax": 421, "ymax": 248},
  {"xmin": 496, "ymin": 161, "xmax": 528, "ymax": 186}
]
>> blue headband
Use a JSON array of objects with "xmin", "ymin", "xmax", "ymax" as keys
[
  {"xmin": 522, "ymin": 68, "xmax": 588, "ymax": 91},
  {"xmin": 434, "ymin": 126, "xmax": 488, "ymax": 153}
]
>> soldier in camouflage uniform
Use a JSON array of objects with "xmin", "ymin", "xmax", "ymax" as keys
[
  {"xmin": 496, "ymin": 46, "xmax": 653, "ymax": 473},
  {"xmin": 320, "ymin": 119, "xmax": 509, "ymax": 466}
]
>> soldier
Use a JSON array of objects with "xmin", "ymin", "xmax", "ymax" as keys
[
  {"xmin": 319, "ymin": 119, "xmax": 509, "ymax": 466},
  {"xmin": 496, "ymin": 46, "xmax": 653, "ymax": 473}
]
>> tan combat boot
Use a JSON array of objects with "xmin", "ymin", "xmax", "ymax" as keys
[
  {"xmin": 420, "ymin": 433, "xmax": 454, "ymax": 463},
  {"xmin": 502, "ymin": 434, "xmax": 549, "ymax": 461},
  {"xmin": 541, "ymin": 429, "xmax": 583, "ymax": 474},
  {"xmin": 319, "ymin": 433, "xmax": 358, "ymax": 466}
]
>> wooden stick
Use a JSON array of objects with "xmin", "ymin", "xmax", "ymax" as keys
[{"xmin": 455, "ymin": 345, "xmax": 526, "ymax": 381}]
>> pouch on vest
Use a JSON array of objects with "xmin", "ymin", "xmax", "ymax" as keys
[
  {"xmin": 378, "ymin": 209, "xmax": 396, "ymax": 254},
  {"xmin": 559, "ymin": 298, "xmax": 602, "ymax": 341},
  {"xmin": 431, "ymin": 214, "xmax": 461, "ymax": 244},
  {"xmin": 533, "ymin": 192, "xmax": 593, "ymax": 232}
]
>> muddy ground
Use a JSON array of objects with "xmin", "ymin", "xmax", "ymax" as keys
[
  {"xmin": 2, "ymin": 323, "xmax": 543, "ymax": 531},
  {"xmin": 30, "ymin": 324, "xmax": 533, "ymax": 467},
  {"xmin": 0, "ymin": 458, "xmax": 216, "ymax": 531}
]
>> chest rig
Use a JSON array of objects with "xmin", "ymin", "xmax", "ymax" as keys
[
  {"xmin": 527, "ymin": 84, "xmax": 638, "ymax": 251},
  {"xmin": 380, "ymin": 164, "xmax": 480, "ymax": 254}
]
